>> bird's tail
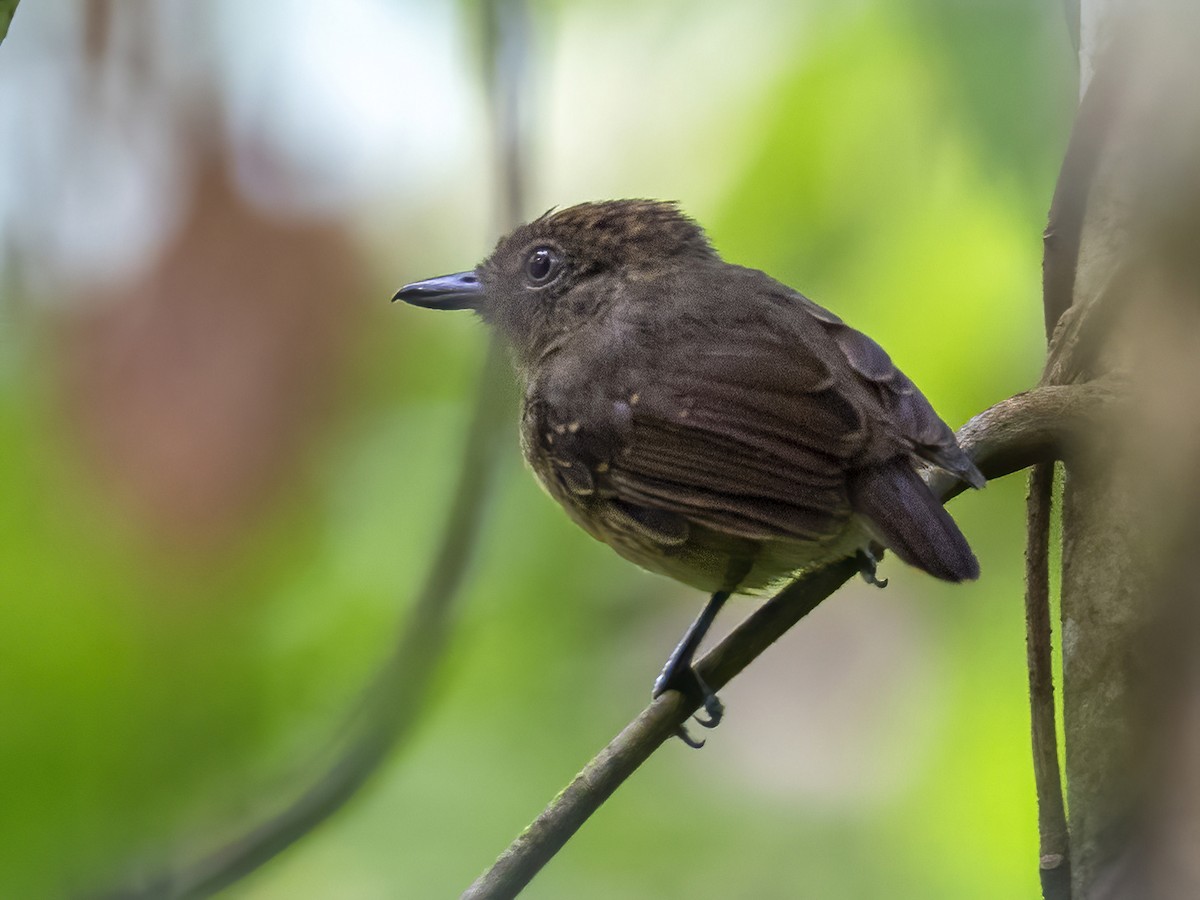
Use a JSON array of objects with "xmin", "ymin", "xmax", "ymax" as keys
[{"xmin": 849, "ymin": 459, "xmax": 979, "ymax": 582}]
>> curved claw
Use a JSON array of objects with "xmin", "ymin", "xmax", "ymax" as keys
[
  {"xmin": 856, "ymin": 548, "xmax": 889, "ymax": 589},
  {"xmin": 692, "ymin": 688, "xmax": 724, "ymax": 729},
  {"xmin": 693, "ymin": 711, "xmax": 717, "ymax": 728},
  {"xmin": 674, "ymin": 724, "xmax": 706, "ymax": 749}
]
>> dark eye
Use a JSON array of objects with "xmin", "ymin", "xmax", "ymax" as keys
[{"xmin": 525, "ymin": 246, "xmax": 561, "ymax": 285}]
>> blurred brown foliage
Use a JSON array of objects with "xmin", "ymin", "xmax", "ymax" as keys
[
  {"xmin": 50, "ymin": 1, "xmax": 365, "ymax": 554},
  {"xmin": 58, "ymin": 154, "xmax": 362, "ymax": 552}
]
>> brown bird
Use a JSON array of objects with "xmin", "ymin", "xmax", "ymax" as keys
[{"xmin": 396, "ymin": 200, "xmax": 982, "ymax": 745}]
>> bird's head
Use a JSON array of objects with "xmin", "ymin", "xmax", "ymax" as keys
[{"xmin": 394, "ymin": 200, "xmax": 716, "ymax": 365}]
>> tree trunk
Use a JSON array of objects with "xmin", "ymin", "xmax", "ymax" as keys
[{"xmin": 1058, "ymin": 7, "xmax": 1200, "ymax": 896}]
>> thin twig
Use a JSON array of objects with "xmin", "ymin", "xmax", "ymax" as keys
[
  {"xmin": 1027, "ymin": 463, "xmax": 1071, "ymax": 900},
  {"xmin": 462, "ymin": 382, "xmax": 1115, "ymax": 900},
  {"xmin": 924, "ymin": 382, "xmax": 1115, "ymax": 504},
  {"xmin": 1019, "ymin": 51, "xmax": 1120, "ymax": 900},
  {"xmin": 461, "ymin": 557, "xmax": 860, "ymax": 900},
  {"xmin": 1043, "ymin": 57, "xmax": 1115, "ymax": 339}
]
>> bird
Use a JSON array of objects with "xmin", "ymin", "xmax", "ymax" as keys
[{"xmin": 395, "ymin": 199, "xmax": 982, "ymax": 746}]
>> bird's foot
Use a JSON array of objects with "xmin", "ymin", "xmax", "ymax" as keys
[
  {"xmin": 652, "ymin": 588, "xmax": 734, "ymax": 748},
  {"xmin": 653, "ymin": 658, "xmax": 724, "ymax": 748},
  {"xmin": 856, "ymin": 548, "xmax": 888, "ymax": 588}
]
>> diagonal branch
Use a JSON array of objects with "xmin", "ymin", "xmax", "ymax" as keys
[{"xmin": 462, "ymin": 381, "xmax": 1116, "ymax": 900}]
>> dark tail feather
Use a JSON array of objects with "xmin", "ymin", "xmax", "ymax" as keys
[{"xmin": 849, "ymin": 459, "xmax": 980, "ymax": 582}]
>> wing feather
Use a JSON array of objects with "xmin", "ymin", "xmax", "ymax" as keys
[{"xmin": 527, "ymin": 266, "xmax": 982, "ymax": 554}]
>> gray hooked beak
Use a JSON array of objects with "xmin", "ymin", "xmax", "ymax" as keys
[{"xmin": 392, "ymin": 271, "xmax": 483, "ymax": 310}]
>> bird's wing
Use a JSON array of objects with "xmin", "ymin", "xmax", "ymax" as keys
[
  {"xmin": 532, "ymin": 332, "xmax": 866, "ymax": 545},
  {"xmin": 817, "ymin": 308, "xmax": 983, "ymax": 487},
  {"xmin": 531, "ymin": 274, "xmax": 980, "ymax": 549},
  {"xmin": 613, "ymin": 363, "xmax": 861, "ymax": 542}
]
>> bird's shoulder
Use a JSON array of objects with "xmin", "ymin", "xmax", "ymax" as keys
[
  {"xmin": 653, "ymin": 263, "xmax": 978, "ymax": 481},
  {"xmin": 525, "ymin": 263, "xmax": 865, "ymax": 451},
  {"xmin": 528, "ymin": 260, "xmax": 978, "ymax": 485}
]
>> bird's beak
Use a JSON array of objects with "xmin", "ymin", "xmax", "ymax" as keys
[{"xmin": 392, "ymin": 271, "xmax": 483, "ymax": 310}]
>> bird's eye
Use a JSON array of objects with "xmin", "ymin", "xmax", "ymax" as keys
[{"xmin": 525, "ymin": 246, "xmax": 561, "ymax": 285}]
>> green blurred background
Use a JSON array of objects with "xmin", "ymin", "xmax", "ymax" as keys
[{"xmin": 0, "ymin": 1, "xmax": 1075, "ymax": 897}]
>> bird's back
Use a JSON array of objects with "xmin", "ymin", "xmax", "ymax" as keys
[{"xmin": 518, "ymin": 258, "xmax": 980, "ymax": 589}]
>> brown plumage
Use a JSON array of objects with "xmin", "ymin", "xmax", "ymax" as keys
[
  {"xmin": 396, "ymin": 199, "xmax": 982, "ymax": 737},
  {"xmin": 400, "ymin": 199, "xmax": 980, "ymax": 591}
]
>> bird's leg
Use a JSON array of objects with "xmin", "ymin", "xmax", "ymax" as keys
[
  {"xmin": 652, "ymin": 589, "xmax": 730, "ymax": 746},
  {"xmin": 856, "ymin": 546, "xmax": 888, "ymax": 588},
  {"xmin": 653, "ymin": 558, "xmax": 752, "ymax": 748}
]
